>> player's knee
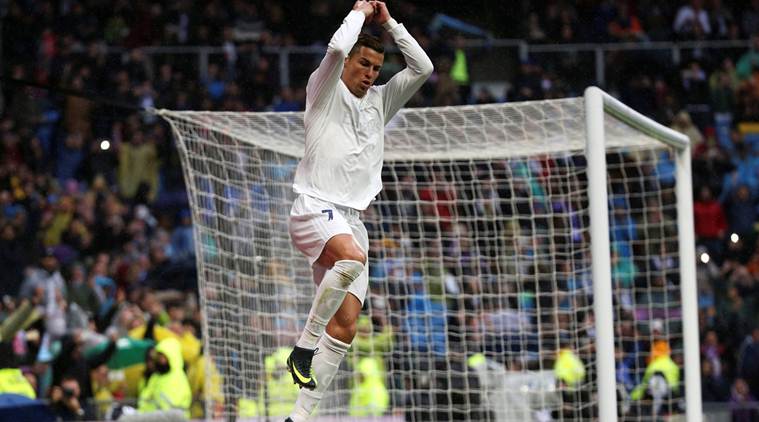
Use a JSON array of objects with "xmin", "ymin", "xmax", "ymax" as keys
[{"xmin": 332, "ymin": 259, "xmax": 364, "ymax": 288}]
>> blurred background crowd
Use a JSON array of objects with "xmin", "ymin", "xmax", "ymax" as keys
[{"xmin": 3, "ymin": 0, "xmax": 759, "ymax": 420}]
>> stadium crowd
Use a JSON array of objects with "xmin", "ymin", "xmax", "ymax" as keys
[{"xmin": 3, "ymin": 0, "xmax": 759, "ymax": 420}]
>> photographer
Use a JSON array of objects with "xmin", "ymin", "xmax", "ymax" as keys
[{"xmin": 50, "ymin": 375, "xmax": 85, "ymax": 421}]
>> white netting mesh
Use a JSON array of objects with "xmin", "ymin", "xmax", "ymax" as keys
[{"xmin": 160, "ymin": 97, "xmax": 685, "ymax": 421}]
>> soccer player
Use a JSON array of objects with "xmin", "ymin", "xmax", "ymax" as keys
[{"xmin": 285, "ymin": 1, "xmax": 433, "ymax": 420}]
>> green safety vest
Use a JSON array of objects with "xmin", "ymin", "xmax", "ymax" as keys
[
  {"xmin": 137, "ymin": 338, "xmax": 192, "ymax": 417},
  {"xmin": 554, "ymin": 349, "xmax": 586, "ymax": 387},
  {"xmin": 467, "ymin": 353, "xmax": 486, "ymax": 368},
  {"xmin": 0, "ymin": 368, "xmax": 36, "ymax": 398},
  {"xmin": 631, "ymin": 356, "xmax": 680, "ymax": 400},
  {"xmin": 451, "ymin": 49, "xmax": 469, "ymax": 85},
  {"xmin": 349, "ymin": 357, "xmax": 389, "ymax": 417},
  {"xmin": 239, "ymin": 347, "xmax": 300, "ymax": 417}
]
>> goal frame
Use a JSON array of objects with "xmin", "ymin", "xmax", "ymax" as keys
[
  {"xmin": 155, "ymin": 86, "xmax": 703, "ymax": 421},
  {"xmin": 585, "ymin": 87, "xmax": 701, "ymax": 422}
]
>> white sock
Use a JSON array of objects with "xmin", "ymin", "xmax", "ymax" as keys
[
  {"xmin": 296, "ymin": 259, "xmax": 363, "ymax": 349},
  {"xmin": 289, "ymin": 333, "xmax": 351, "ymax": 421}
]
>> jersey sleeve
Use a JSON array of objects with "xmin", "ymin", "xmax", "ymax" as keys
[
  {"xmin": 379, "ymin": 21, "xmax": 434, "ymax": 122},
  {"xmin": 306, "ymin": 10, "xmax": 366, "ymax": 110}
]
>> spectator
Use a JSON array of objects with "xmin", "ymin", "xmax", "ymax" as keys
[
  {"xmin": 736, "ymin": 327, "xmax": 759, "ymax": 397},
  {"xmin": 524, "ymin": 12, "xmax": 547, "ymax": 43},
  {"xmin": 694, "ymin": 186, "xmax": 727, "ymax": 260},
  {"xmin": 63, "ymin": 77, "xmax": 93, "ymax": 139},
  {"xmin": 117, "ymin": 129, "xmax": 159, "ymax": 203},
  {"xmin": 405, "ymin": 271, "xmax": 447, "ymax": 355},
  {"xmin": 723, "ymin": 184, "xmax": 758, "ymax": 239},
  {"xmin": 431, "ymin": 57, "xmax": 460, "ymax": 106},
  {"xmin": 19, "ymin": 249, "xmax": 67, "ymax": 338},
  {"xmin": 616, "ymin": 347, "xmax": 636, "ymax": 394},
  {"xmin": 717, "ymin": 286, "xmax": 754, "ymax": 351},
  {"xmin": 591, "ymin": 0, "xmax": 618, "ymax": 41},
  {"xmin": 55, "ymin": 132, "xmax": 86, "ymax": 184},
  {"xmin": 186, "ymin": 344, "xmax": 224, "ymax": 419},
  {"xmin": 50, "ymin": 375, "xmax": 85, "ymax": 420},
  {"xmin": 0, "ymin": 223, "xmax": 26, "ymax": 297},
  {"xmin": 670, "ymin": 110, "xmax": 704, "ymax": 148},
  {"xmin": 349, "ymin": 357, "xmax": 390, "ymax": 417},
  {"xmin": 554, "ymin": 345, "xmax": 586, "ymax": 388},
  {"xmin": 89, "ymin": 364, "xmax": 113, "ymax": 418},
  {"xmin": 65, "ymin": 263, "xmax": 100, "ymax": 318},
  {"xmin": 0, "ymin": 342, "xmax": 36, "ymax": 399},
  {"xmin": 449, "ymin": 35, "xmax": 472, "ymax": 102},
  {"xmin": 475, "ymin": 87, "xmax": 498, "ymax": 104},
  {"xmin": 681, "ymin": 61, "xmax": 711, "ymax": 113},
  {"xmin": 737, "ymin": 33, "xmax": 759, "ymax": 80},
  {"xmin": 50, "ymin": 331, "xmax": 117, "ymax": 413},
  {"xmin": 742, "ymin": 0, "xmax": 759, "ymax": 36},
  {"xmin": 673, "ymin": 0, "xmax": 712, "ymax": 39},
  {"xmin": 608, "ymin": 1, "xmax": 646, "ymax": 42},
  {"xmin": 511, "ymin": 59, "xmax": 544, "ymax": 101},
  {"xmin": 352, "ymin": 315, "xmax": 393, "ymax": 359},
  {"xmin": 272, "ymin": 86, "xmax": 304, "ymax": 112},
  {"xmin": 710, "ymin": 57, "xmax": 739, "ymax": 116},
  {"xmin": 137, "ymin": 337, "xmax": 191, "ymax": 418},
  {"xmin": 240, "ymin": 347, "xmax": 299, "ymax": 417},
  {"xmin": 730, "ymin": 378, "xmax": 759, "ymax": 421},
  {"xmin": 203, "ymin": 63, "xmax": 227, "ymax": 102},
  {"xmin": 708, "ymin": 0, "xmax": 737, "ymax": 40},
  {"xmin": 701, "ymin": 330, "xmax": 726, "ymax": 377},
  {"xmin": 719, "ymin": 141, "xmax": 759, "ymax": 202},
  {"xmin": 630, "ymin": 340, "xmax": 681, "ymax": 416},
  {"xmin": 701, "ymin": 358, "xmax": 730, "ymax": 402}
]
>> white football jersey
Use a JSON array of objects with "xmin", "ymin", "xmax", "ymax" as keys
[{"xmin": 293, "ymin": 10, "xmax": 433, "ymax": 210}]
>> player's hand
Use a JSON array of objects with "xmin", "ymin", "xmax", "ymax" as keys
[
  {"xmin": 353, "ymin": 0, "xmax": 376, "ymax": 23},
  {"xmin": 371, "ymin": 1, "xmax": 391, "ymax": 26}
]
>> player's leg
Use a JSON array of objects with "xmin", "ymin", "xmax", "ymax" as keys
[
  {"xmin": 298, "ymin": 233, "xmax": 365, "ymax": 345},
  {"xmin": 288, "ymin": 215, "xmax": 370, "ymax": 421},
  {"xmin": 287, "ymin": 196, "xmax": 366, "ymax": 390},
  {"xmin": 324, "ymin": 283, "xmax": 362, "ymax": 342},
  {"xmin": 288, "ymin": 236, "xmax": 366, "ymax": 390},
  {"xmin": 325, "ymin": 215, "xmax": 369, "ymax": 346},
  {"xmin": 288, "ymin": 294, "xmax": 362, "ymax": 422}
]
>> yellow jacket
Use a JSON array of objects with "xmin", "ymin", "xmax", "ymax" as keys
[
  {"xmin": 239, "ymin": 348, "xmax": 300, "ymax": 417},
  {"xmin": 554, "ymin": 348, "xmax": 586, "ymax": 387},
  {"xmin": 631, "ymin": 355, "xmax": 680, "ymax": 400},
  {"xmin": 118, "ymin": 141, "xmax": 159, "ymax": 201},
  {"xmin": 137, "ymin": 338, "xmax": 192, "ymax": 417},
  {"xmin": 187, "ymin": 354, "xmax": 224, "ymax": 418},
  {"xmin": 0, "ymin": 368, "xmax": 35, "ymax": 398},
  {"xmin": 349, "ymin": 357, "xmax": 389, "ymax": 417},
  {"xmin": 129, "ymin": 324, "xmax": 201, "ymax": 366}
]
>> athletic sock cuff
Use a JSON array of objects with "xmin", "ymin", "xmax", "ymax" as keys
[{"xmin": 322, "ymin": 332, "xmax": 351, "ymax": 354}]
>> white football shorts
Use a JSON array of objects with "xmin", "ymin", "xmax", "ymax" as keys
[{"xmin": 288, "ymin": 194, "xmax": 369, "ymax": 304}]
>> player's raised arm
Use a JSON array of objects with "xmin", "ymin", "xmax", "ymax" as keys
[
  {"xmin": 306, "ymin": 1, "xmax": 376, "ymax": 109},
  {"xmin": 373, "ymin": 1, "xmax": 434, "ymax": 121}
]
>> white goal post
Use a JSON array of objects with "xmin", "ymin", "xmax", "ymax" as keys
[
  {"xmin": 585, "ymin": 87, "xmax": 700, "ymax": 422},
  {"xmin": 157, "ymin": 86, "xmax": 702, "ymax": 421}
]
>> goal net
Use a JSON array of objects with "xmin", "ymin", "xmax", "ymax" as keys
[{"xmin": 158, "ymin": 88, "xmax": 699, "ymax": 421}]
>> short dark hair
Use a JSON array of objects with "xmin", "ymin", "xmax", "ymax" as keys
[{"xmin": 349, "ymin": 33, "xmax": 384, "ymax": 56}]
